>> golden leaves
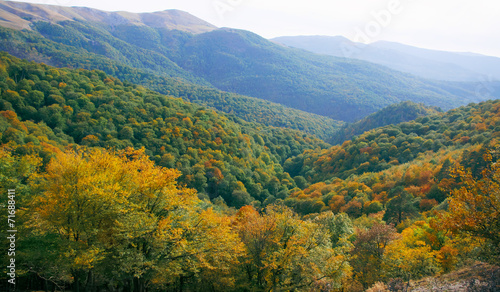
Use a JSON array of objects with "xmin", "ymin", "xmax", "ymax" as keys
[{"xmin": 439, "ymin": 149, "xmax": 500, "ymax": 248}]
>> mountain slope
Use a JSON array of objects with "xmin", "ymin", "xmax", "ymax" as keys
[
  {"xmin": 0, "ymin": 51, "xmax": 333, "ymax": 206},
  {"xmin": 373, "ymin": 40, "xmax": 500, "ymax": 81},
  {"xmin": 167, "ymin": 28, "xmax": 492, "ymax": 121},
  {"xmin": 0, "ymin": 0, "xmax": 216, "ymax": 33},
  {"xmin": 0, "ymin": 24, "xmax": 342, "ymax": 139},
  {"xmin": 330, "ymin": 101, "xmax": 441, "ymax": 144},
  {"xmin": 285, "ymin": 99, "xmax": 500, "ymax": 182},
  {"xmin": 0, "ymin": 2, "xmax": 497, "ymax": 123},
  {"xmin": 272, "ymin": 35, "xmax": 500, "ymax": 82}
]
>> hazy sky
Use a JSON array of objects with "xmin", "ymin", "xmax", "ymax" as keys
[{"xmin": 7, "ymin": 0, "xmax": 500, "ymax": 57}]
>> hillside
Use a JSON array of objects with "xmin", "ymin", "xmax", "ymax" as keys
[
  {"xmin": 1, "ymin": 2, "xmax": 499, "ymax": 291},
  {"xmin": 282, "ymin": 98, "xmax": 500, "ymax": 224},
  {"xmin": 0, "ymin": 53, "xmax": 499, "ymax": 292},
  {"xmin": 0, "ymin": 1, "xmax": 498, "ymax": 122},
  {"xmin": 286, "ymin": 99, "xmax": 500, "ymax": 182},
  {"xmin": 373, "ymin": 40, "xmax": 500, "ymax": 81},
  {"xmin": 0, "ymin": 52, "xmax": 332, "ymax": 207},
  {"xmin": 0, "ymin": 25, "xmax": 343, "ymax": 139},
  {"xmin": 157, "ymin": 28, "xmax": 490, "ymax": 122},
  {"xmin": 330, "ymin": 101, "xmax": 441, "ymax": 144},
  {"xmin": 408, "ymin": 262, "xmax": 500, "ymax": 291},
  {"xmin": 0, "ymin": 0, "xmax": 216, "ymax": 33},
  {"xmin": 272, "ymin": 35, "xmax": 500, "ymax": 82}
]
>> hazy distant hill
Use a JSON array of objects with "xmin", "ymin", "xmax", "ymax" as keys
[
  {"xmin": 0, "ymin": 1, "xmax": 499, "ymax": 123},
  {"xmin": 272, "ymin": 35, "xmax": 500, "ymax": 82},
  {"xmin": 161, "ymin": 28, "xmax": 492, "ymax": 121}
]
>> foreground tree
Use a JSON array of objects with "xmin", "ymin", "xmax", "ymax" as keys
[
  {"xmin": 29, "ymin": 147, "xmax": 245, "ymax": 291},
  {"xmin": 383, "ymin": 225, "xmax": 439, "ymax": 282},
  {"xmin": 351, "ymin": 222, "xmax": 399, "ymax": 288},
  {"xmin": 234, "ymin": 205, "xmax": 351, "ymax": 291},
  {"xmin": 439, "ymin": 150, "xmax": 500, "ymax": 263}
]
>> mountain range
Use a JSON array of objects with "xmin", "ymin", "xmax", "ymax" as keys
[
  {"xmin": 272, "ymin": 35, "xmax": 500, "ymax": 82},
  {"xmin": 1, "ymin": 0, "xmax": 499, "ymax": 124}
]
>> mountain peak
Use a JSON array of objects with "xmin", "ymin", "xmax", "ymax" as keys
[
  {"xmin": 138, "ymin": 9, "xmax": 216, "ymax": 33},
  {"xmin": 0, "ymin": 0, "xmax": 216, "ymax": 34}
]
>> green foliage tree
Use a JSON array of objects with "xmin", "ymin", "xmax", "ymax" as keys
[{"xmin": 383, "ymin": 187, "xmax": 419, "ymax": 225}]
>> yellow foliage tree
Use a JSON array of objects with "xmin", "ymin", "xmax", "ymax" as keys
[
  {"xmin": 31, "ymin": 147, "xmax": 244, "ymax": 291},
  {"xmin": 383, "ymin": 226, "xmax": 439, "ymax": 282},
  {"xmin": 439, "ymin": 150, "xmax": 500, "ymax": 262},
  {"xmin": 234, "ymin": 205, "xmax": 351, "ymax": 291}
]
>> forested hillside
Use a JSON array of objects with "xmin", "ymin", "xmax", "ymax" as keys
[
  {"xmin": 286, "ymin": 100, "xmax": 500, "ymax": 182},
  {"xmin": 0, "ymin": 26, "xmax": 342, "ymax": 139},
  {"xmin": 0, "ymin": 53, "xmax": 498, "ymax": 291},
  {"xmin": 331, "ymin": 101, "xmax": 442, "ymax": 144},
  {"xmin": 171, "ymin": 28, "xmax": 487, "ymax": 122},
  {"xmin": 0, "ymin": 2, "xmax": 499, "ymax": 291},
  {"xmin": 0, "ymin": 1, "xmax": 498, "ymax": 123},
  {"xmin": 283, "ymin": 98, "xmax": 500, "ymax": 233},
  {"xmin": 0, "ymin": 53, "xmax": 333, "ymax": 208}
]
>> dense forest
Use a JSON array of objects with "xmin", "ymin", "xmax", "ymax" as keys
[
  {"xmin": 330, "ymin": 101, "xmax": 442, "ymax": 145},
  {"xmin": 0, "ymin": 26, "xmax": 342, "ymax": 140},
  {"xmin": 0, "ymin": 2, "xmax": 498, "ymax": 291},
  {"xmin": 0, "ymin": 52, "xmax": 337, "ymax": 207},
  {"xmin": 0, "ymin": 52, "xmax": 499, "ymax": 291}
]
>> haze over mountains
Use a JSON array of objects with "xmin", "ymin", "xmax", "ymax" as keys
[
  {"xmin": 0, "ymin": 0, "xmax": 498, "ymax": 125},
  {"xmin": 272, "ymin": 35, "xmax": 500, "ymax": 82}
]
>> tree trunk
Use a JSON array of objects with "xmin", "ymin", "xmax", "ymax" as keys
[
  {"xmin": 74, "ymin": 272, "xmax": 80, "ymax": 292},
  {"xmin": 85, "ymin": 269, "xmax": 93, "ymax": 292},
  {"xmin": 179, "ymin": 276, "xmax": 184, "ymax": 292},
  {"xmin": 133, "ymin": 277, "xmax": 144, "ymax": 292}
]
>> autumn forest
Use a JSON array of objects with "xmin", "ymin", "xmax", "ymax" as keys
[{"xmin": 0, "ymin": 1, "xmax": 499, "ymax": 291}]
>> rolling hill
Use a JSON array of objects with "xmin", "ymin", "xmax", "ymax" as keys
[
  {"xmin": 0, "ymin": 51, "xmax": 332, "ymax": 206},
  {"xmin": 1, "ymin": 1, "xmax": 498, "ymax": 123},
  {"xmin": 1, "ymin": 50, "xmax": 499, "ymax": 292},
  {"xmin": 0, "ymin": 10, "xmax": 343, "ymax": 139},
  {"xmin": 330, "ymin": 101, "xmax": 441, "ymax": 144}
]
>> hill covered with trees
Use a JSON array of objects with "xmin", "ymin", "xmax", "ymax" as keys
[
  {"xmin": 0, "ymin": 52, "xmax": 498, "ymax": 291},
  {"xmin": 0, "ymin": 26, "xmax": 343, "ymax": 140},
  {"xmin": 330, "ymin": 101, "xmax": 441, "ymax": 144},
  {"xmin": 0, "ymin": 1, "xmax": 498, "ymax": 123},
  {"xmin": 0, "ymin": 2, "xmax": 499, "ymax": 291},
  {"xmin": 0, "ymin": 52, "xmax": 333, "ymax": 208}
]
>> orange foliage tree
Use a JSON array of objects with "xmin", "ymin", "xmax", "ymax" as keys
[{"xmin": 439, "ymin": 150, "xmax": 500, "ymax": 263}]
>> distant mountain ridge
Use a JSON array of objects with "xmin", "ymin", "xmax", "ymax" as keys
[
  {"xmin": 272, "ymin": 35, "xmax": 500, "ymax": 82},
  {"xmin": 0, "ymin": 0, "xmax": 216, "ymax": 33}
]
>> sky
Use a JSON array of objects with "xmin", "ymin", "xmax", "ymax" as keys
[{"xmin": 6, "ymin": 0, "xmax": 500, "ymax": 57}]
